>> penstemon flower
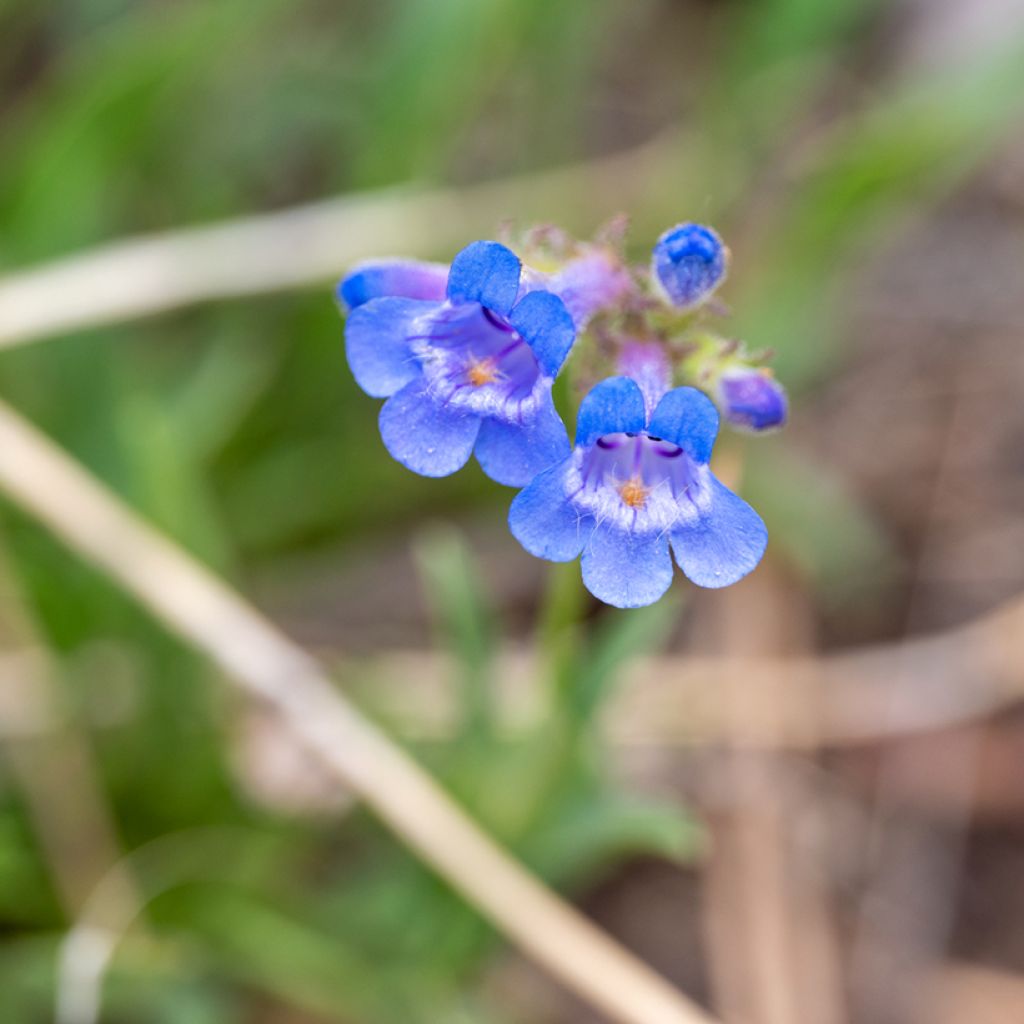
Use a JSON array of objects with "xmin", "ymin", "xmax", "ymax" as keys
[
  {"xmin": 337, "ymin": 217, "xmax": 787, "ymax": 607},
  {"xmin": 508, "ymin": 377, "xmax": 767, "ymax": 608},
  {"xmin": 343, "ymin": 241, "xmax": 575, "ymax": 486}
]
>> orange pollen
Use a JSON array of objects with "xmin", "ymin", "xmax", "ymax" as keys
[
  {"xmin": 618, "ymin": 478, "xmax": 649, "ymax": 509},
  {"xmin": 467, "ymin": 358, "xmax": 499, "ymax": 387}
]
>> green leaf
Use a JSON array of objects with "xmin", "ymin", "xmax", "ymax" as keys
[
  {"xmin": 413, "ymin": 526, "xmax": 497, "ymax": 738},
  {"xmin": 572, "ymin": 594, "xmax": 681, "ymax": 722},
  {"xmin": 525, "ymin": 793, "xmax": 702, "ymax": 887}
]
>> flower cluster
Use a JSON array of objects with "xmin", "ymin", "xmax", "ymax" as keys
[{"xmin": 337, "ymin": 220, "xmax": 787, "ymax": 608}]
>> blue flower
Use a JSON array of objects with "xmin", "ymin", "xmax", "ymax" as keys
[
  {"xmin": 651, "ymin": 223, "xmax": 727, "ymax": 309},
  {"xmin": 509, "ymin": 377, "xmax": 767, "ymax": 608},
  {"xmin": 717, "ymin": 367, "xmax": 788, "ymax": 432},
  {"xmin": 343, "ymin": 241, "xmax": 576, "ymax": 487}
]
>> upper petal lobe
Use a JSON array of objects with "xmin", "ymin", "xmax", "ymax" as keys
[
  {"xmin": 446, "ymin": 241, "xmax": 521, "ymax": 315},
  {"xmin": 509, "ymin": 290, "xmax": 576, "ymax": 378},
  {"xmin": 648, "ymin": 387, "xmax": 720, "ymax": 464},
  {"xmin": 575, "ymin": 377, "xmax": 647, "ymax": 448}
]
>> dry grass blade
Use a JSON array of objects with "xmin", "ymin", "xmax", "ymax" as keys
[
  {"xmin": 0, "ymin": 397, "xmax": 716, "ymax": 1024},
  {"xmin": 0, "ymin": 131, "xmax": 680, "ymax": 348}
]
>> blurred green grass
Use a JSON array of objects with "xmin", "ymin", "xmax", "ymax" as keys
[{"xmin": 1, "ymin": 1, "xmax": 1023, "ymax": 1021}]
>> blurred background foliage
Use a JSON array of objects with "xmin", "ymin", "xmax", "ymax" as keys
[{"xmin": 1, "ymin": 1, "xmax": 1023, "ymax": 1021}]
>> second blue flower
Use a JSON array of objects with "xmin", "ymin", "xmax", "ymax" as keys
[{"xmin": 509, "ymin": 377, "xmax": 767, "ymax": 608}]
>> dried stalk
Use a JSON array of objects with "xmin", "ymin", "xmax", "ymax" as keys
[
  {"xmin": 0, "ymin": 553, "xmax": 141, "ymax": 925},
  {"xmin": 0, "ymin": 397, "xmax": 715, "ymax": 1024},
  {"xmin": 332, "ymin": 592, "xmax": 1024, "ymax": 755},
  {"xmin": 0, "ymin": 130, "xmax": 682, "ymax": 348}
]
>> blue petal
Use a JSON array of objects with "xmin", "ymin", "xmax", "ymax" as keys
[
  {"xmin": 575, "ymin": 377, "xmax": 647, "ymax": 448},
  {"xmin": 344, "ymin": 297, "xmax": 436, "ymax": 398},
  {"xmin": 509, "ymin": 461, "xmax": 591, "ymax": 562},
  {"xmin": 508, "ymin": 290, "xmax": 576, "ymax": 378},
  {"xmin": 670, "ymin": 477, "xmax": 767, "ymax": 588},
  {"xmin": 474, "ymin": 394, "xmax": 571, "ymax": 487},
  {"xmin": 337, "ymin": 259, "xmax": 449, "ymax": 311},
  {"xmin": 446, "ymin": 241, "xmax": 521, "ymax": 315},
  {"xmin": 581, "ymin": 525, "xmax": 674, "ymax": 608},
  {"xmin": 647, "ymin": 387, "xmax": 720, "ymax": 464},
  {"xmin": 379, "ymin": 379, "xmax": 481, "ymax": 477}
]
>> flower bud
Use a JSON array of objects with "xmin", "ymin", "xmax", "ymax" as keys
[
  {"xmin": 616, "ymin": 340, "xmax": 671, "ymax": 418},
  {"xmin": 519, "ymin": 246, "xmax": 632, "ymax": 331},
  {"xmin": 716, "ymin": 367, "xmax": 788, "ymax": 432},
  {"xmin": 651, "ymin": 223, "xmax": 727, "ymax": 309}
]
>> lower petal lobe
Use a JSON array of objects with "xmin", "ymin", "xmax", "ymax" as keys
[
  {"xmin": 670, "ymin": 476, "xmax": 767, "ymax": 587},
  {"xmin": 379, "ymin": 379, "xmax": 481, "ymax": 477},
  {"xmin": 508, "ymin": 461, "xmax": 591, "ymax": 562},
  {"xmin": 581, "ymin": 524, "xmax": 674, "ymax": 608},
  {"xmin": 474, "ymin": 395, "xmax": 570, "ymax": 487},
  {"xmin": 345, "ymin": 297, "xmax": 436, "ymax": 398}
]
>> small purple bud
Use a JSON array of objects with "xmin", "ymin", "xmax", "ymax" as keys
[
  {"xmin": 520, "ymin": 247, "xmax": 632, "ymax": 330},
  {"xmin": 717, "ymin": 367, "xmax": 788, "ymax": 432},
  {"xmin": 616, "ymin": 340, "xmax": 671, "ymax": 419},
  {"xmin": 651, "ymin": 223, "xmax": 727, "ymax": 309}
]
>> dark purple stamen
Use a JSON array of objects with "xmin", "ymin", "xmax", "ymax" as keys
[
  {"xmin": 483, "ymin": 308, "xmax": 516, "ymax": 332},
  {"xmin": 412, "ymin": 302, "xmax": 544, "ymax": 417},
  {"xmin": 495, "ymin": 339, "xmax": 522, "ymax": 360},
  {"xmin": 582, "ymin": 432, "xmax": 698, "ymax": 509}
]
